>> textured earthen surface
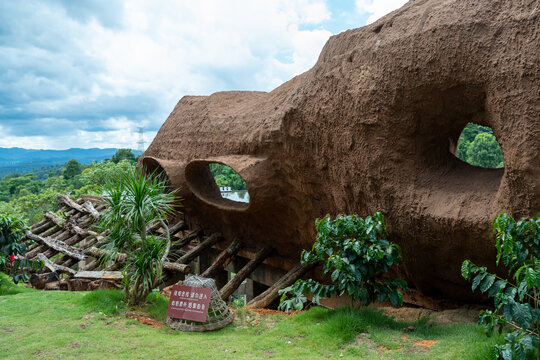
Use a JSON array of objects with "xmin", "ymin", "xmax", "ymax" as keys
[{"xmin": 142, "ymin": 0, "xmax": 539, "ymax": 301}]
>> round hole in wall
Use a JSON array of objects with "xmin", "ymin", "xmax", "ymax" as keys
[
  {"xmin": 141, "ymin": 157, "xmax": 172, "ymax": 192},
  {"xmin": 185, "ymin": 160, "xmax": 250, "ymax": 211},
  {"xmin": 454, "ymin": 122, "xmax": 504, "ymax": 169}
]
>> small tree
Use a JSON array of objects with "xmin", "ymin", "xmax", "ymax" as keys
[
  {"xmin": 466, "ymin": 132, "xmax": 504, "ymax": 169},
  {"xmin": 279, "ymin": 212, "xmax": 407, "ymax": 311},
  {"xmin": 0, "ymin": 214, "xmax": 42, "ymax": 286},
  {"xmin": 111, "ymin": 149, "xmax": 136, "ymax": 164},
  {"xmin": 63, "ymin": 159, "xmax": 82, "ymax": 179},
  {"xmin": 462, "ymin": 213, "xmax": 540, "ymax": 359},
  {"xmin": 99, "ymin": 168, "xmax": 177, "ymax": 305}
]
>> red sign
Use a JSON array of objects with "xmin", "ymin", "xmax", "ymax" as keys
[{"xmin": 166, "ymin": 284, "xmax": 212, "ymax": 323}]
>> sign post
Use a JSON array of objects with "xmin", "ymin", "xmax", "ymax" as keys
[{"xmin": 166, "ymin": 284, "xmax": 212, "ymax": 323}]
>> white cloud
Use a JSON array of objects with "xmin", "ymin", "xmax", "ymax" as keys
[
  {"xmin": 0, "ymin": 0, "xmax": 333, "ymax": 150},
  {"xmin": 355, "ymin": 0, "xmax": 408, "ymax": 25}
]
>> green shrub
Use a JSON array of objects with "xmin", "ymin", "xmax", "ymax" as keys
[
  {"xmin": 0, "ymin": 213, "xmax": 42, "ymax": 286},
  {"xmin": 462, "ymin": 213, "xmax": 540, "ymax": 359},
  {"xmin": 279, "ymin": 212, "xmax": 407, "ymax": 312}
]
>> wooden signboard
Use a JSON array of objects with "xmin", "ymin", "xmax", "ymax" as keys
[{"xmin": 166, "ymin": 284, "xmax": 212, "ymax": 323}]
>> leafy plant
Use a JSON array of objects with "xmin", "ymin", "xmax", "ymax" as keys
[
  {"xmin": 462, "ymin": 213, "xmax": 540, "ymax": 359},
  {"xmin": 0, "ymin": 213, "xmax": 42, "ymax": 286},
  {"xmin": 279, "ymin": 212, "xmax": 407, "ymax": 312},
  {"xmin": 98, "ymin": 168, "xmax": 178, "ymax": 305}
]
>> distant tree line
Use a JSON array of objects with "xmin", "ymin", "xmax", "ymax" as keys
[
  {"xmin": 456, "ymin": 123, "xmax": 504, "ymax": 169},
  {"xmin": 0, "ymin": 149, "xmax": 137, "ymax": 224}
]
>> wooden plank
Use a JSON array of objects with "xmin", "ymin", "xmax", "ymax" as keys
[{"xmin": 74, "ymin": 271, "xmax": 123, "ymax": 280}]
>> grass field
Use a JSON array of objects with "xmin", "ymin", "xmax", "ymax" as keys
[{"xmin": 0, "ymin": 275, "xmax": 503, "ymax": 359}]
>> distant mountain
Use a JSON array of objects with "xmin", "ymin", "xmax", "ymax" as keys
[{"xmin": 0, "ymin": 147, "xmax": 142, "ymax": 179}]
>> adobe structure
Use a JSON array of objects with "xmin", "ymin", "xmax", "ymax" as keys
[{"xmin": 141, "ymin": 0, "xmax": 539, "ymax": 302}]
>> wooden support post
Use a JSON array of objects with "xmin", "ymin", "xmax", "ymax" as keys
[
  {"xmin": 176, "ymin": 233, "xmax": 221, "ymax": 265},
  {"xmin": 247, "ymin": 261, "xmax": 317, "ymax": 309},
  {"xmin": 220, "ymin": 245, "xmax": 273, "ymax": 300},
  {"xmin": 201, "ymin": 238, "xmax": 242, "ymax": 278}
]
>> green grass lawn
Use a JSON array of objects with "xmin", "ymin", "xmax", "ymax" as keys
[{"xmin": 0, "ymin": 275, "xmax": 503, "ymax": 359}]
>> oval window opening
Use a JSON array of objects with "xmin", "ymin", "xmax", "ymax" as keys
[
  {"xmin": 209, "ymin": 163, "xmax": 250, "ymax": 203},
  {"xmin": 141, "ymin": 157, "xmax": 172, "ymax": 192},
  {"xmin": 455, "ymin": 123, "xmax": 504, "ymax": 169}
]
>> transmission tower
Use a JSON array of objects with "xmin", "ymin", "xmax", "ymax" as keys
[{"xmin": 137, "ymin": 127, "xmax": 145, "ymax": 153}]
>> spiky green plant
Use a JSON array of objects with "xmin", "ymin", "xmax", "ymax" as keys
[{"xmin": 98, "ymin": 168, "xmax": 177, "ymax": 305}]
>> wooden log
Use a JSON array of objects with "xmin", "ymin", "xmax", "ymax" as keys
[
  {"xmin": 201, "ymin": 238, "xmax": 242, "ymax": 278},
  {"xmin": 176, "ymin": 233, "xmax": 221, "ymax": 265},
  {"xmin": 155, "ymin": 221, "xmax": 186, "ymax": 237},
  {"xmin": 74, "ymin": 271, "xmax": 123, "ymax": 280},
  {"xmin": 43, "ymin": 211, "xmax": 64, "ymax": 227},
  {"xmin": 25, "ymin": 231, "xmax": 86, "ymax": 261},
  {"xmin": 82, "ymin": 201, "xmax": 100, "ymax": 219},
  {"xmin": 26, "ymin": 206, "xmax": 97, "ymax": 255},
  {"xmin": 36, "ymin": 253, "xmax": 77, "ymax": 276},
  {"xmin": 84, "ymin": 246, "xmax": 190, "ymax": 274},
  {"xmin": 163, "ymin": 262, "xmax": 191, "ymax": 274},
  {"xmin": 220, "ymin": 245, "xmax": 273, "ymax": 300},
  {"xmin": 247, "ymin": 261, "xmax": 317, "ymax": 309},
  {"xmin": 30, "ymin": 272, "xmax": 60, "ymax": 289},
  {"xmin": 57, "ymin": 194, "xmax": 87, "ymax": 213},
  {"xmin": 82, "ymin": 259, "xmax": 99, "ymax": 271}
]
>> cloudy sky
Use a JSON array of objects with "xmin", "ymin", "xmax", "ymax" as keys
[{"xmin": 0, "ymin": 0, "xmax": 407, "ymax": 150}]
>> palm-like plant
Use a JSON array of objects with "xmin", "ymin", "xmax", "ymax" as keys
[{"xmin": 99, "ymin": 168, "xmax": 177, "ymax": 305}]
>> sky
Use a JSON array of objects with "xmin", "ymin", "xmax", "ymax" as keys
[{"xmin": 0, "ymin": 0, "xmax": 408, "ymax": 150}]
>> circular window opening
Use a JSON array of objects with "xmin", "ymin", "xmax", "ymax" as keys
[
  {"xmin": 141, "ymin": 157, "xmax": 172, "ymax": 192},
  {"xmin": 455, "ymin": 123, "xmax": 504, "ymax": 169},
  {"xmin": 209, "ymin": 163, "xmax": 250, "ymax": 204}
]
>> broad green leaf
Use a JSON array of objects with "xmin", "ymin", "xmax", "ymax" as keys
[
  {"xmin": 472, "ymin": 273, "xmax": 487, "ymax": 291},
  {"xmin": 526, "ymin": 267, "xmax": 536, "ymax": 289},
  {"xmin": 480, "ymin": 275, "xmax": 496, "ymax": 293},
  {"xmin": 461, "ymin": 260, "xmax": 470, "ymax": 279}
]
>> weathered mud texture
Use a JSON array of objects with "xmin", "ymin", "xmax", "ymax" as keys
[{"xmin": 142, "ymin": 0, "xmax": 539, "ymax": 301}]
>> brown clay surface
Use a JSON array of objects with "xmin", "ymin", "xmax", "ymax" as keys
[{"xmin": 142, "ymin": 0, "xmax": 539, "ymax": 301}]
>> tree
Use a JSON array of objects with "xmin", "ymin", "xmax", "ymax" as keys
[
  {"xmin": 209, "ymin": 163, "xmax": 247, "ymax": 190},
  {"xmin": 462, "ymin": 213, "xmax": 540, "ymax": 359},
  {"xmin": 63, "ymin": 159, "xmax": 82, "ymax": 179},
  {"xmin": 98, "ymin": 168, "xmax": 177, "ymax": 305},
  {"xmin": 279, "ymin": 212, "xmax": 407, "ymax": 311},
  {"xmin": 111, "ymin": 149, "xmax": 136, "ymax": 164},
  {"xmin": 467, "ymin": 133, "xmax": 504, "ymax": 168}
]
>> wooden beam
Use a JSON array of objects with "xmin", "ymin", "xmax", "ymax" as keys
[
  {"xmin": 25, "ymin": 231, "xmax": 86, "ymax": 261},
  {"xmin": 35, "ymin": 253, "xmax": 77, "ymax": 276},
  {"xmin": 57, "ymin": 194, "xmax": 87, "ymax": 213},
  {"xmin": 176, "ymin": 233, "xmax": 221, "ymax": 265},
  {"xmin": 201, "ymin": 238, "xmax": 242, "ymax": 278},
  {"xmin": 220, "ymin": 245, "xmax": 273, "ymax": 300},
  {"xmin": 247, "ymin": 261, "xmax": 317, "ymax": 309}
]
